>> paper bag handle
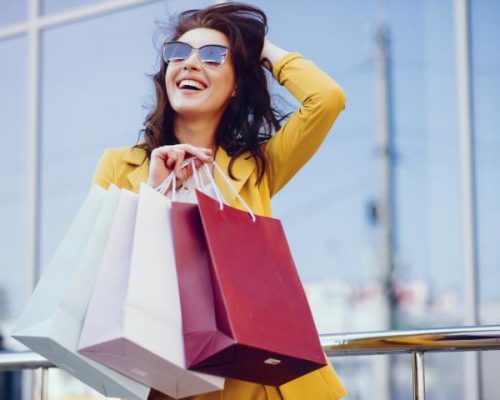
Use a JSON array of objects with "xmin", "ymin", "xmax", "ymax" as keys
[
  {"xmin": 203, "ymin": 162, "xmax": 256, "ymax": 222},
  {"xmin": 155, "ymin": 158, "xmax": 256, "ymax": 222},
  {"xmin": 155, "ymin": 158, "xmax": 199, "ymax": 199}
]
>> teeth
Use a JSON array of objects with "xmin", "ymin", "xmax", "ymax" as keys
[{"xmin": 178, "ymin": 79, "xmax": 207, "ymax": 90}]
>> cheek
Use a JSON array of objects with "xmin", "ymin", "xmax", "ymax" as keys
[
  {"xmin": 212, "ymin": 71, "xmax": 236, "ymax": 100},
  {"xmin": 165, "ymin": 65, "xmax": 179, "ymax": 91},
  {"xmin": 165, "ymin": 74, "xmax": 180, "ymax": 105},
  {"xmin": 165, "ymin": 68, "xmax": 174, "ymax": 90}
]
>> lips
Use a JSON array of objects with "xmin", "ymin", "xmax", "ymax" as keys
[{"xmin": 177, "ymin": 78, "xmax": 208, "ymax": 91}]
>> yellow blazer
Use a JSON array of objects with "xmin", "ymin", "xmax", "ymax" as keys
[{"xmin": 92, "ymin": 53, "xmax": 347, "ymax": 400}]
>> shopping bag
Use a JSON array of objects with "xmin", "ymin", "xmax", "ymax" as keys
[
  {"xmin": 171, "ymin": 184, "xmax": 326, "ymax": 386},
  {"xmin": 12, "ymin": 185, "xmax": 150, "ymax": 400},
  {"xmin": 79, "ymin": 183, "xmax": 223, "ymax": 398}
]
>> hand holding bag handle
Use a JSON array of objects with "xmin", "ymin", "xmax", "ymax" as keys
[
  {"xmin": 155, "ymin": 158, "xmax": 203, "ymax": 200},
  {"xmin": 155, "ymin": 158, "xmax": 256, "ymax": 222}
]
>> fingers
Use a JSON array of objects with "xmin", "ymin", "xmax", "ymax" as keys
[
  {"xmin": 183, "ymin": 144, "xmax": 213, "ymax": 163},
  {"xmin": 173, "ymin": 153, "xmax": 185, "ymax": 180},
  {"xmin": 193, "ymin": 158, "xmax": 203, "ymax": 169},
  {"xmin": 153, "ymin": 145, "xmax": 212, "ymax": 165},
  {"xmin": 150, "ymin": 144, "xmax": 213, "ymax": 191}
]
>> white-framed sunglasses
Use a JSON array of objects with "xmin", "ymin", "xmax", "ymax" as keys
[{"xmin": 163, "ymin": 41, "xmax": 230, "ymax": 68}]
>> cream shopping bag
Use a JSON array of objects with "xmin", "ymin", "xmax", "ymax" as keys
[
  {"xmin": 79, "ymin": 182, "xmax": 223, "ymax": 398},
  {"xmin": 12, "ymin": 185, "xmax": 150, "ymax": 400}
]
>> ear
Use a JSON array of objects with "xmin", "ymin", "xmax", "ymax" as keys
[{"xmin": 231, "ymin": 85, "xmax": 237, "ymax": 98}]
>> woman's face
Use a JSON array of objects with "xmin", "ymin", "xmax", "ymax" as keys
[{"xmin": 165, "ymin": 28, "xmax": 236, "ymax": 119}]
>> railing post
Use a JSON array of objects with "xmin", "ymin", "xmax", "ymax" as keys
[
  {"xmin": 412, "ymin": 351, "xmax": 425, "ymax": 400},
  {"xmin": 40, "ymin": 367, "xmax": 48, "ymax": 400}
]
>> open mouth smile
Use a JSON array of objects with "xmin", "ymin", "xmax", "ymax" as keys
[{"xmin": 177, "ymin": 79, "xmax": 208, "ymax": 91}]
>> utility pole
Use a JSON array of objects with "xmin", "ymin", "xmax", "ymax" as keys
[
  {"xmin": 374, "ymin": 21, "xmax": 397, "ymax": 400},
  {"xmin": 454, "ymin": 0, "xmax": 482, "ymax": 399}
]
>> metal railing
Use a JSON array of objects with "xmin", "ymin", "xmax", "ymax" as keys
[
  {"xmin": 2, "ymin": 325, "xmax": 500, "ymax": 400},
  {"xmin": 322, "ymin": 325, "xmax": 500, "ymax": 399}
]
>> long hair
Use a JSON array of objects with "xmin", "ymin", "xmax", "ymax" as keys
[{"xmin": 139, "ymin": 2, "xmax": 285, "ymax": 183}]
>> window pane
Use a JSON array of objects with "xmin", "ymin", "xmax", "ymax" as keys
[
  {"xmin": 41, "ymin": 0, "xmax": 103, "ymax": 16},
  {"xmin": 390, "ymin": 0, "xmax": 463, "ymax": 328},
  {"xmin": 0, "ymin": 36, "xmax": 30, "ymax": 327},
  {"xmin": 40, "ymin": 0, "xmax": 212, "ymax": 396},
  {"xmin": 472, "ymin": 0, "xmax": 500, "ymax": 323},
  {"xmin": 471, "ymin": 0, "xmax": 500, "ymax": 398},
  {"xmin": 40, "ymin": 0, "xmax": 212, "ymax": 270},
  {"xmin": 252, "ymin": 0, "xmax": 464, "ymax": 398},
  {"xmin": 251, "ymin": 0, "xmax": 379, "ymax": 308},
  {"xmin": 0, "ymin": 1, "xmax": 27, "ymax": 26},
  {"xmin": 40, "ymin": 0, "xmax": 211, "ymax": 16},
  {"xmin": 40, "ymin": 1, "xmax": 164, "ymax": 265}
]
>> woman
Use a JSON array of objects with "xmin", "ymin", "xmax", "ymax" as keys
[{"xmin": 92, "ymin": 3, "xmax": 347, "ymax": 400}]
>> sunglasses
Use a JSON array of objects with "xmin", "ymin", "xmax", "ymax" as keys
[{"xmin": 162, "ymin": 41, "xmax": 230, "ymax": 68}]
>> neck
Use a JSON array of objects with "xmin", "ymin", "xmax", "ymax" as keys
[{"xmin": 174, "ymin": 114, "xmax": 220, "ymax": 151}]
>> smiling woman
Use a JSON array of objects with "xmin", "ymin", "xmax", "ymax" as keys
[{"xmin": 91, "ymin": 2, "xmax": 347, "ymax": 400}]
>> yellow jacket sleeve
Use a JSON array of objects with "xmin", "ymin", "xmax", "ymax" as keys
[
  {"xmin": 91, "ymin": 148, "xmax": 116, "ymax": 189},
  {"xmin": 265, "ymin": 53, "xmax": 346, "ymax": 197}
]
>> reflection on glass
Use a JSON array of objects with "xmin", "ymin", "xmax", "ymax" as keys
[
  {"xmin": 41, "ymin": 0, "xmax": 102, "ymax": 16},
  {"xmin": 39, "ymin": 0, "xmax": 213, "ymax": 270},
  {"xmin": 471, "ymin": 0, "xmax": 500, "ymax": 398},
  {"xmin": 38, "ymin": 1, "xmax": 209, "ymax": 396},
  {"xmin": 40, "ymin": 1, "xmax": 164, "ymax": 268},
  {"xmin": 0, "ymin": 36, "xmax": 29, "ymax": 328},
  {"xmin": 389, "ymin": 0, "xmax": 463, "ymax": 329},
  {"xmin": 40, "ymin": 0, "xmax": 216, "ymax": 16},
  {"xmin": 0, "ymin": 1, "xmax": 27, "ymax": 26},
  {"xmin": 254, "ymin": 0, "xmax": 464, "ymax": 398},
  {"xmin": 472, "ymin": 0, "xmax": 500, "ymax": 323}
]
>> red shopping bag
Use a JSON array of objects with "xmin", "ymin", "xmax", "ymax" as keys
[{"xmin": 171, "ymin": 190, "xmax": 326, "ymax": 386}]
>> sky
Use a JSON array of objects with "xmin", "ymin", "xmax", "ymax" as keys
[{"xmin": 0, "ymin": 0, "xmax": 499, "ymax": 325}]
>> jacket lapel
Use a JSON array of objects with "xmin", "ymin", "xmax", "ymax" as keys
[
  {"xmin": 124, "ymin": 147, "xmax": 149, "ymax": 192},
  {"xmin": 214, "ymin": 148, "xmax": 255, "ymax": 207}
]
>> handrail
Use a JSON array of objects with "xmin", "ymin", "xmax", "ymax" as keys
[
  {"xmin": 2, "ymin": 325, "xmax": 500, "ymax": 400},
  {"xmin": 321, "ymin": 324, "xmax": 500, "ymax": 356},
  {"xmin": 0, "ymin": 351, "xmax": 53, "ymax": 371}
]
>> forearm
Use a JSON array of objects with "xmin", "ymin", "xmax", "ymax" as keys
[
  {"xmin": 264, "ymin": 53, "xmax": 346, "ymax": 196},
  {"xmin": 260, "ymin": 39, "xmax": 289, "ymax": 71},
  {"xmin": 273, "ymin": 54, "xmax": 345, "ymax": 106}
]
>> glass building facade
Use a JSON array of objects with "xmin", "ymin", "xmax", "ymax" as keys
[{"xmin": 0, "ymin": 0, "xmax": 499, "ymax": 398}]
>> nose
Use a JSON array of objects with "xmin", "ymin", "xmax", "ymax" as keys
[{"xmin": 182, "ymin": 49, "xmax": 202, "ymax": 70}]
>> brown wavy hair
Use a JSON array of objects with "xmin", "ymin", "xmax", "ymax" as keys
[{"xmin": 139, "ymin": 2, "xmax": 285, "ymax": 183}]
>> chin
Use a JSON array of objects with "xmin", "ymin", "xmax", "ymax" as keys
[
  {"xmin": 172, "ymin": 105, "xmax": 209, "ymax": 117},
  {"xmin": 171, "ymin": 100, "xmax": 226, "ymax": 118}
]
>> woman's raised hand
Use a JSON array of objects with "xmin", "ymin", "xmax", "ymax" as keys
[
  {"xmin": 147, "ymin": 144, "xmax": 213, "ymax": 190},
  {"xmin": 260, "ymin": 39, "xmax": 289, "ymax": 71}
]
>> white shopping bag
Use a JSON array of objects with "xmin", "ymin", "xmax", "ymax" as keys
[
  {"xmin": 79, "ymin": 182, "xmax": 224, "ymax": 398},
  {"xmin": 12, "ymin": 185, "xmax": 150, "ymax": 400}
]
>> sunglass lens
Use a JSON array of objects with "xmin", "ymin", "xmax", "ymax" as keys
[
  {"xmin": 199, "ymin": 45, "xmax": 227, "ymax": 67},
  {"xmin": 163, "ymin": 42, "xmax": 191, "ymax": 63}
]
